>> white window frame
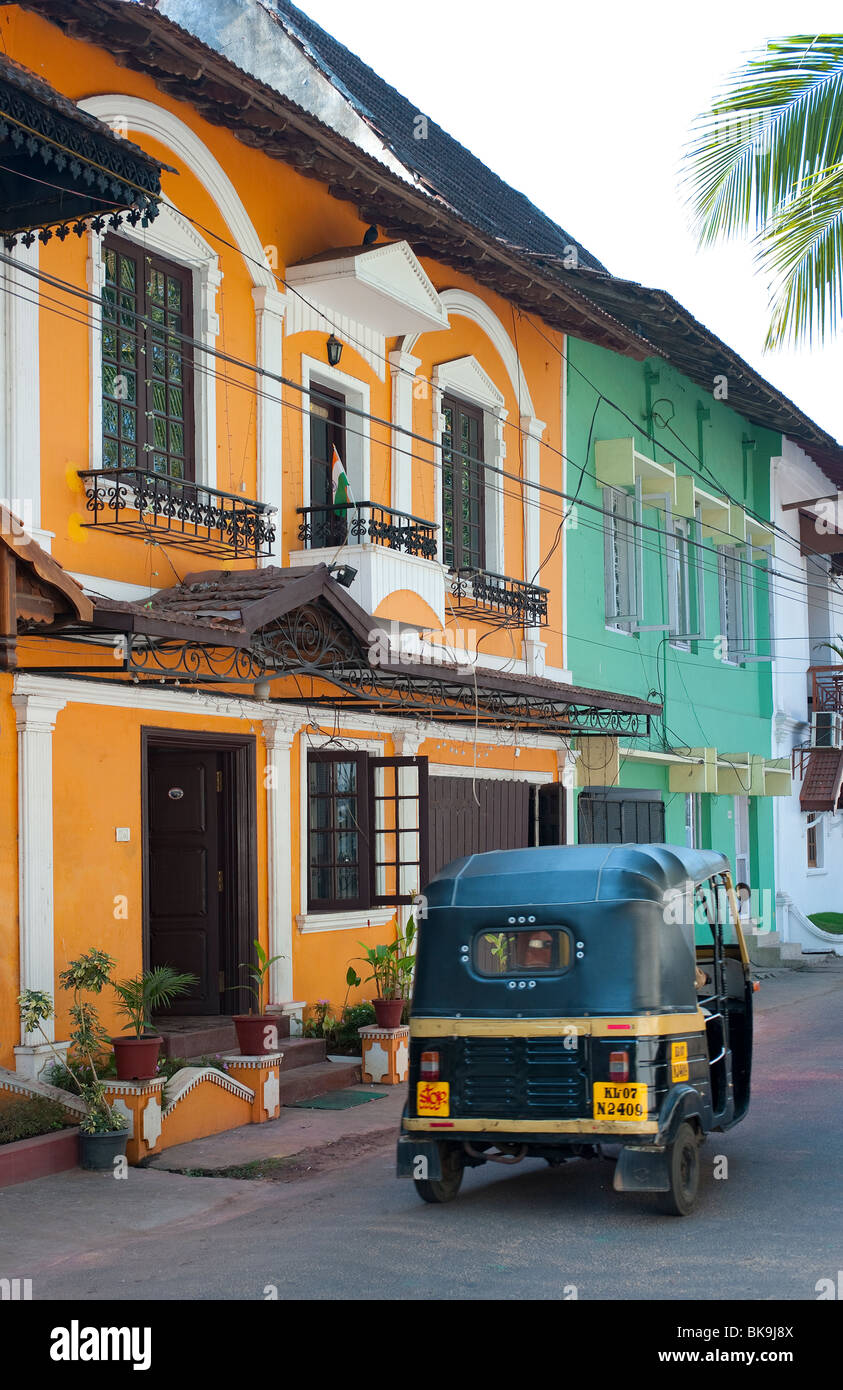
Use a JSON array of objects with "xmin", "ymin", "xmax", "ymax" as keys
[
  {"xmin": 668, "ymin": 516, "xmax": 693, "ymax": 649},
  {"xmin": 432, "ymin": 356, "xmax": 506, "ymax": 574},
  {"xmin": 685, "ymin": 791, "xmax": 701, "ymax": 848},
  {"xmin": 604, "ymin": 484, "xmax": 640, "ymax": 633},
  {"xmin": 718, "ymin": 544, "xmax": 746, "ymax": 665},
  {"xmin": 734, "ymin": 795, "xmax": 751, "ymax": 898},
  {"xmin": 87, "ymin": 203, "xmax": 222, "ymax": 487},
  {"xmin": 300, "ymin": 353, "xmax": 370, "ymax": 513}
]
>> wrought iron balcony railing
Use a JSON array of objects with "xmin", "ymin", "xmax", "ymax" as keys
[
  {"xmin": 450, "ymin": 567, "xmax": 549, "ymax": 629},
  {"xmin": 296, "ymin": 502, "xmax": 438, "ymax": 559},
  {"xmin": 811, "ymin": 664, "xmax": 843, "ymax": 715},
  {"xmin": 78, "ymin": 467, "xmax": 276, "ymax": 559}
]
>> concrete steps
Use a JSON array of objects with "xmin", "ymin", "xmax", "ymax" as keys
[
  {"xmin": 154, "ymin": 1021, "xmax": 362, "ymax": 1105},
  {"xmin": 155, "ymin": 1014, "xmax": 289, "ymax": 1062},
  {"xmin": 277, "ymin": 1058, "xmax": 362, "ymax": 1105},
  {"xmin": 744, "ymin": 927, "xmax": 835, "ymax": 969}
]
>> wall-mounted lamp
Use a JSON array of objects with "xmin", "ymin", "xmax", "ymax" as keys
[
  {"xmin": 254, "ymin": 677, "xmax": 273, "ymax": 701},
  {"xmin": 328, "ymin": 563, "xmax": 357, "ymax": 589},
  {"xmin": 326, "ymin": 334, "xmax": 343, "ymax": 367}
]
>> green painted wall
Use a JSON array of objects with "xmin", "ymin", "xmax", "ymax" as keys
[{"xmin": 565, "ymin": 337, "xmax": 778, "ymax": 908}]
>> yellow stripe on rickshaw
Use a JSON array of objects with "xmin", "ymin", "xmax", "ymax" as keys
[
  {"xmin": 409, "ymin": 1013, "xmax": 707, "ymax": 1039},
  {"xmin": 404, "ymin": 1117, "xmax": 660, "ymax": 1135}
]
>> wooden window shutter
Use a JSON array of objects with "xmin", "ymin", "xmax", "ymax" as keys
[{"xmin": 369, "ymin": 756, "xmax": 429, "ymax": 905}]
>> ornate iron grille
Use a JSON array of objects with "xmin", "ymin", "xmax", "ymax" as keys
[
  {"xmin": 296, "ymin": 502, "xmax": 437, "ymax": 558},
  {"xmin": 78, "ymin": 467, "xmax": 276, "ymax": 559},
  {"xmin": 450, "ymin": 567, "xmax": 549, "ymax": 628}
]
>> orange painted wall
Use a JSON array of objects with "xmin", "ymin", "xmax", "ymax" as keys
[
  {"xmin": 3, "ymin": 6, "xmax": 567, "ymax": 665},
  {"xmin": 0, "ymin": 7, "xmax": 570, "ymax": 1048},
  {"xmin": 48, "ymin": 701, "xmax": 268, "ymax": 1044}
]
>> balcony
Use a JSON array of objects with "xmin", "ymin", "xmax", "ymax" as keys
[
  {"xmin": 296, "ymin": 502, "xmax": 437, "ymax": 558},
  {"xmin": 811, "ymin": 664, "xmax": 843, "ymax": 714},
  {"xmin": 78, "ymin": 467, "xmax": 276, "ymax": 560},
  {"xmin": 291, "ymin": 501, "xmax": 444, "ymax": 626},
  {"xmin": 450, "ymin": 567, "xmax": 549, "ymax": 629}
]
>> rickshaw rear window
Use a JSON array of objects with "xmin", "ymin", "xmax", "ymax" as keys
[{"xmin": 474, "ymin": 928, "xmax": 572, "ymax": 976}]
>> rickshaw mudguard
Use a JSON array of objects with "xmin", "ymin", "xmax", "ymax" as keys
[
  {"xmin": 656, "ymin": 1082, "xmax": 709, "ymax": 1144},
  {"xmin": 614, "ymin": 1084, "xmax": 707, "ymax": 1192},
  {"xmin": 613, "ymin": 1144, "xmax": 670, "ymax": 1192},
  {"xmin": 396, "ymin": 1136, "xmax": 443, "ymax": 1180}
]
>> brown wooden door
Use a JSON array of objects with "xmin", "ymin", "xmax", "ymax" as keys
[
  {"xmin": 148, "ymin": 747, "xmax": 221, "ymax": 1015},
  {"xmin": 428, "ymin": 776, "xmax": 531, "ymax": 878}
]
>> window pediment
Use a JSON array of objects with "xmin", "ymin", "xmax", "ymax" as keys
[{"xmin": 286, "ymin": 239, "xmax": 448, "ymax": 337}]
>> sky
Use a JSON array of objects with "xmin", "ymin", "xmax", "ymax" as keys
[{"xmin": 299, "ymin": 0, "xmax": 843, "ymax": 442}]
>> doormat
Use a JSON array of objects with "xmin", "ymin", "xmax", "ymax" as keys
[{"xmin": 289, "ymin": 1090, "xmax": 388, "ymax": 1110}]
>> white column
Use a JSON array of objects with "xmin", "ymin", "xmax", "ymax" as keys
[
  {"xmin": 254, "ymin": 286, "xmax": 286, "ymax": 561},
  {"xmin": 263, "ymin": 714, "xmax": 299, "ymax": 1005},
  {"xmin": 388, "ymin": 349, "xmax": 421, "ymax": 517},
  {"xmin": 12, "ymin": 690, "xmax": 67, "ymax": 1049},
  {"xmin": 557, "ymin": 744, "xmax": 577, "ymax": 845},
  {"xmin": 521, "ymin": 413, "xmax": 547, "ymax": 666},
  {"xmin": 1, "ymin": 242, "xmax": 45, "ymax": 546}
]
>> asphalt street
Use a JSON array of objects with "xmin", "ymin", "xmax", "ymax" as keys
[{"xmin": 3, "ymin": 967, "xmax": 841, "ymax": 1301}]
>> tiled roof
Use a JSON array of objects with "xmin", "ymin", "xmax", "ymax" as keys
[
  {"xmin": 267, "ymin": 3, "xmax": 843, "ymax": 472},
  {"xmin": 799, "ymin": 748, "xmax": 843, "ymax": 812},
  {"xmin": 269, "ymin": 0, "xmax": 608, "ymax": 272}
]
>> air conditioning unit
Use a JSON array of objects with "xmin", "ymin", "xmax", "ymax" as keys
[{"xmin": 811, "ymin": 710, "xmax": 843, "ymax": 749}]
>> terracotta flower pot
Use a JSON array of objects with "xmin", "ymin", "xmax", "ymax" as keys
[
  {"xmin": 233, "ymin": 1014, "xmax": 280, "ymax": 1056},
  {"xmin": 111, "ymin": 1034, "xmax": 162, "ymax": 1081},
  {"xmin": 372, "ymin": 998, "xmax": 404, "ymax": 1029}
]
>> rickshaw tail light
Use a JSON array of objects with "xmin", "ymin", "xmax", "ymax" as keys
[
  {"xmin": 609, "ymin": 1051, "xmax": 629, "ymax": 1083},
  {"xmin": 420, "ymin": 1050, "xmax": 440, "ymax": 1081}
]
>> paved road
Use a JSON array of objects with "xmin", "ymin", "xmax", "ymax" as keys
[{"xmin": 4, "ymin": 968, "xmax": 842, "ymax": 1301}]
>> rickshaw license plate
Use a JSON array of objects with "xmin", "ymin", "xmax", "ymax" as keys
[
  {"xmin": 416, "ymin": 1081, "xmax": 450, "ymax": 1117},
  {"xmin": 593, "ymin": 1082, "xmax": 648, "ymax": 1121}
]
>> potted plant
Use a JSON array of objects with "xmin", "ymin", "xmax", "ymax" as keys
[
  {"xmin": 110, "ymin": 965, "xmax": 197, "ymax": 1080},
  {"xmin": 18, "ymin": 949, "xmax": 128, "ymax": 1170},
  {"xmin": 350, "ymin": 916, "xmax": 416, "ymax": 1029},
  {"xmin": 233, "ymin": 939, "xmax": 286, "ymax": 1056}
]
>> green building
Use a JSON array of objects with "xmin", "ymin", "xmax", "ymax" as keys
[{"xmin": 565, "ymin": 338, "xmax": 790, "ymax": 925}]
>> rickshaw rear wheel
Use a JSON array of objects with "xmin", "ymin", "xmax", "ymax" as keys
[
  {"xmin": 657, "ymin": 1122, "xmax": 701, "ymax": 1217},
  {"xmin": 414, "ymin": 1143, "xmax": 464, "ymax": 1204}
]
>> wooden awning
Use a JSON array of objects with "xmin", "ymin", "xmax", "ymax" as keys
[
  {"xmin": 18, "ymin": 561, "xmax": 660, "ymax": 739},
  {"xmin": 0, "ymin": 53, "xmax": 163, "ymax": 243},
  {"xmin": 0, "ymin": 511, "xmax": 93, "ymax": 668},
  {"xmin": 799, "ymin": 748, "xmax": 843, "ymax": 812}
]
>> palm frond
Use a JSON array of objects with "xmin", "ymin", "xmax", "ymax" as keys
[
  {"xmin": 685, "ymin": 34, "xmax": 843, "ymax": 245},
  {"xmin": 758, "ymin": 162, "xmax": 843, "ymax": 345}
]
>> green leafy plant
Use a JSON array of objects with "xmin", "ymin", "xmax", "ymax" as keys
[
  {"xmin": 683, "ymin": 36, "xmax": 843, "ymax": 347},
  {"xmin": 349, "ymin": 916, "xmax": 417, "ymax": 1001},
  {"xmin": 112, "ymin": 965, "xmax": 197, "ymax": 1038},
  {"xmin": 18, "ymin": 949, "xmax": 127, "ymax": 1136},
  {"xmin": 0, "ymin": 1095, "xmax": 69, "ymax": 1146},
  {"xmin": 487, "ymin": 932, "xmax": 510, "ymax": 973},
  {"xmin": 818, "ymin": 636, "xmax": 843, "ymax": 662},
  {"xmin": 239, "ymin": 939, "xmax": 285, "ymax": 1016}
]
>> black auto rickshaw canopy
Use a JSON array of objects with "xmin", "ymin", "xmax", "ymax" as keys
[{"xmin": 413, "ymin": 843, "xmax": 733, "ymax": 1020}]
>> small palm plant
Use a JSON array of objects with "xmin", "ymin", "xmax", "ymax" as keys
[
  {"xmin": 239, "ymin": 939, "xmax": 285, "ymax": 1016},
  {"xmin": 112, "ymin": 966, "xmax": 198, "ymax": 1038}
]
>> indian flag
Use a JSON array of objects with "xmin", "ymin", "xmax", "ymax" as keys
[{"xmin": 331, "ymin": 445, "xmax": 353, "ymax": 518}]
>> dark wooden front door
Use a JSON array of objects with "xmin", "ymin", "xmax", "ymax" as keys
[{"xmin": 148, "ymin": 747, "xmax": 222, "ymax": 1015}]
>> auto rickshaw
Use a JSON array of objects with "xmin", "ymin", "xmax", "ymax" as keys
[{"xmin": 396, "ymin": 844, "xmax": 755, "ymax": 1216}]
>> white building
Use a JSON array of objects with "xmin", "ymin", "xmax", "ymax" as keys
[{"xmin": 772, "ymin": 438, "xmax": 843, "ymax": 956}]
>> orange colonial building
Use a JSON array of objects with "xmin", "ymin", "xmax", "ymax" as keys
[{"xmin": 0, "ymin": 1, "xmax": 654, "ymax": 1077}]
